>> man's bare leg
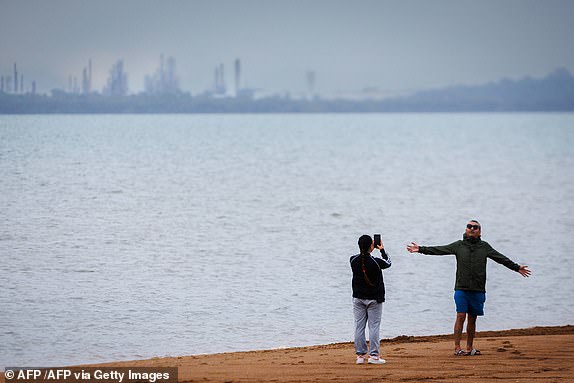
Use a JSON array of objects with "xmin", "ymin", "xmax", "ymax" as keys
[
  {"xmin": 466, "ymin": 314, "xmax": 477, "ymax": 351},
  {"xmin": 454, "ymin": 312, "xmax": 467, "ymax": 352}
]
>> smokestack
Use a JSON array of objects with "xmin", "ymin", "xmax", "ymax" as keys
[
  {"xmin": 220, "ymin": 63, "xmax": 225, "ymax": 94},
  {"xmin": 14, "ymin": 63, "xmax": 18, "ymax": 93},
  {"xmin": 88, "ymin": 59, "xmax": 92, "ymax": 93},
  {"xmin": 82, "ymin": 67, "xmax": 88, "ymax": 94},
  {"xmin": 20, "ymin": 74, "xmax": 23, "ymax": 94},
  {"xmin": 1, "ymin": 76, "xmax": 4, "ymax": 93},
  {"xmin": 306, "ymin": 70, "xmax": 316, "ymax": 100},
  {"xmin": 160, "ymin": 54, "xmax": 165, "ymax": 86},
  {"xmin": 234, "ymin": 58, "xmax": 241, "ymax": 96}
]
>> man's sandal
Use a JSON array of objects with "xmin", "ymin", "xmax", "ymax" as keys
[
  {"xmin": 454, "ymin": 349, "xmax": 468, "ymax": 356},
  {"xmin": 468, "ymin": 349, "xmax": 481, "ymax": 356}
]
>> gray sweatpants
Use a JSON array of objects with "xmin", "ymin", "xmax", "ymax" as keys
[{"xmin": 353, "ymin": 298, "xmax": 383, "ymax": 356}]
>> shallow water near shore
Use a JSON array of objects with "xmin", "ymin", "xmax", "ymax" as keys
[{"xmin": 1, "ymin": 113, "xmax": 573, "ymax": 367}]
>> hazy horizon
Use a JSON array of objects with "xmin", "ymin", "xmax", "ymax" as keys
[{"xmin": 1, "ymin": 0, "xmax": 574, "ymax": 96}]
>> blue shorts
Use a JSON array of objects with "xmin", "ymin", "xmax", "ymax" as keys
[{"xmin": 454, "ymin": 290, "xmax": 486, "ymax": 316}]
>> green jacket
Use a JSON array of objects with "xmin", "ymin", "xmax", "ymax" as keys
[{"xmin": 419, "ymin": 235, "xmax": 520, "ymax": 292}]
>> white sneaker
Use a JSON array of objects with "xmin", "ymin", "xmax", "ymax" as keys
[
  {"xmin": 356, "ymin": 355, "xmax": 365, "ymax": 364},
  {"xmin": 368, "ymin": 356, "xmax": 386, "ymax": 364}
]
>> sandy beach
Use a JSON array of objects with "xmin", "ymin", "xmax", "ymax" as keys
[{"xmin": 4, "ymin": 325, "xmax": 572, "ymax": 383}]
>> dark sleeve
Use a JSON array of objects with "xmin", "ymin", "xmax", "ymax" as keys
[
  {"xmin": 485, "ymin": 244, "xmax": 520, "ymax": 272},
  {"xmin": 375, "ymin": 250, "xmax": 392, "ymax": 269},
  {"xmin": 419, "ymin": 241, "xmax": 460, "ymax": 255}
]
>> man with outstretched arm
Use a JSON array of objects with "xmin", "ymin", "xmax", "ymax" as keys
[{"xmin": 406, "ymin": 220, "xmax": 531, "ymax": 356}]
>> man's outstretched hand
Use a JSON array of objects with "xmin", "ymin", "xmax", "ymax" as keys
[
  {"xmin": 406, "ymin": 242, "xmax": 420, "ymax": 253},
  {"xmin": 518, "ymin": 265, "xmax": 531, "ymax": 277}
]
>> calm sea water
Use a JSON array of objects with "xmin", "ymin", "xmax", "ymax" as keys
[{"xmin": 1, "ymin": 113, "xmax": 573, "ymax": 367}]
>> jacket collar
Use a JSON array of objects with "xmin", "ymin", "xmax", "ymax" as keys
[{"xmin": 463, "ymin": 233, "xmax": 481, "ymax": 244}]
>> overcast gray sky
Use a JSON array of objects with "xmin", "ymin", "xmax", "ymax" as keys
[{"xmin": 1, "ymin": 0, "xmax": 573, "ymax": 96}]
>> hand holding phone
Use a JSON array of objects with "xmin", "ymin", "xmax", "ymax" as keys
[{"xmin": 374, "ymin": 234, "xmax": 382, "ymax": 247}]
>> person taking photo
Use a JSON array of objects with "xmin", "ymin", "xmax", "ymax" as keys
[{"xmin": 350, "ymin": 234, "xmax": 392, "ymax": 365}]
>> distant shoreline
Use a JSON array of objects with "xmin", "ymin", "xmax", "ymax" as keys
[
  {"xmin": 2, "ymin": 68, "xmax": 573, "ymax": 114},
  {"xmin": 1, "ymin": 95, "xmax": 573, "ymax": 114}
]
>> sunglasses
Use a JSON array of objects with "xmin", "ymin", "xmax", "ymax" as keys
[{"xmin": 466, "ymin": 224, "xmax": 480, "ymax": 230}]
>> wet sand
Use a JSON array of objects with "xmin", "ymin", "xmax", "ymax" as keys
[{"xmin": 2, "ymin": 325, "xmax": 573, "ymax": 383}]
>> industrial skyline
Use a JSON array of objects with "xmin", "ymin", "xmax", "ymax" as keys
[
  {"xmin": 2, "ymin": 1, "xmax": 573, "ymax": 99},
  {"xmin": 0, "ymin": 56, "xmax": 320, "ymax": 99},
  {"xmin": 0, "ymin": 63, "xmax": 35, "ymax": 95}
]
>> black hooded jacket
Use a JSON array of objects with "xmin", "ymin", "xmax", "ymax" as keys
[{"xmin": 350, "ymin": 250, "xmax": 392, "ymax": 303}]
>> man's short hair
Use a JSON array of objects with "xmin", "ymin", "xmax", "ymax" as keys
[{"xmin": 358, "ymin": 235, "xmax": 373, "ymax": 254}]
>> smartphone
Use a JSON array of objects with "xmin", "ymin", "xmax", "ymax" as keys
[{"xmin": 373, "ymin": 234, "xmax": 381, "ymax": 247}]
